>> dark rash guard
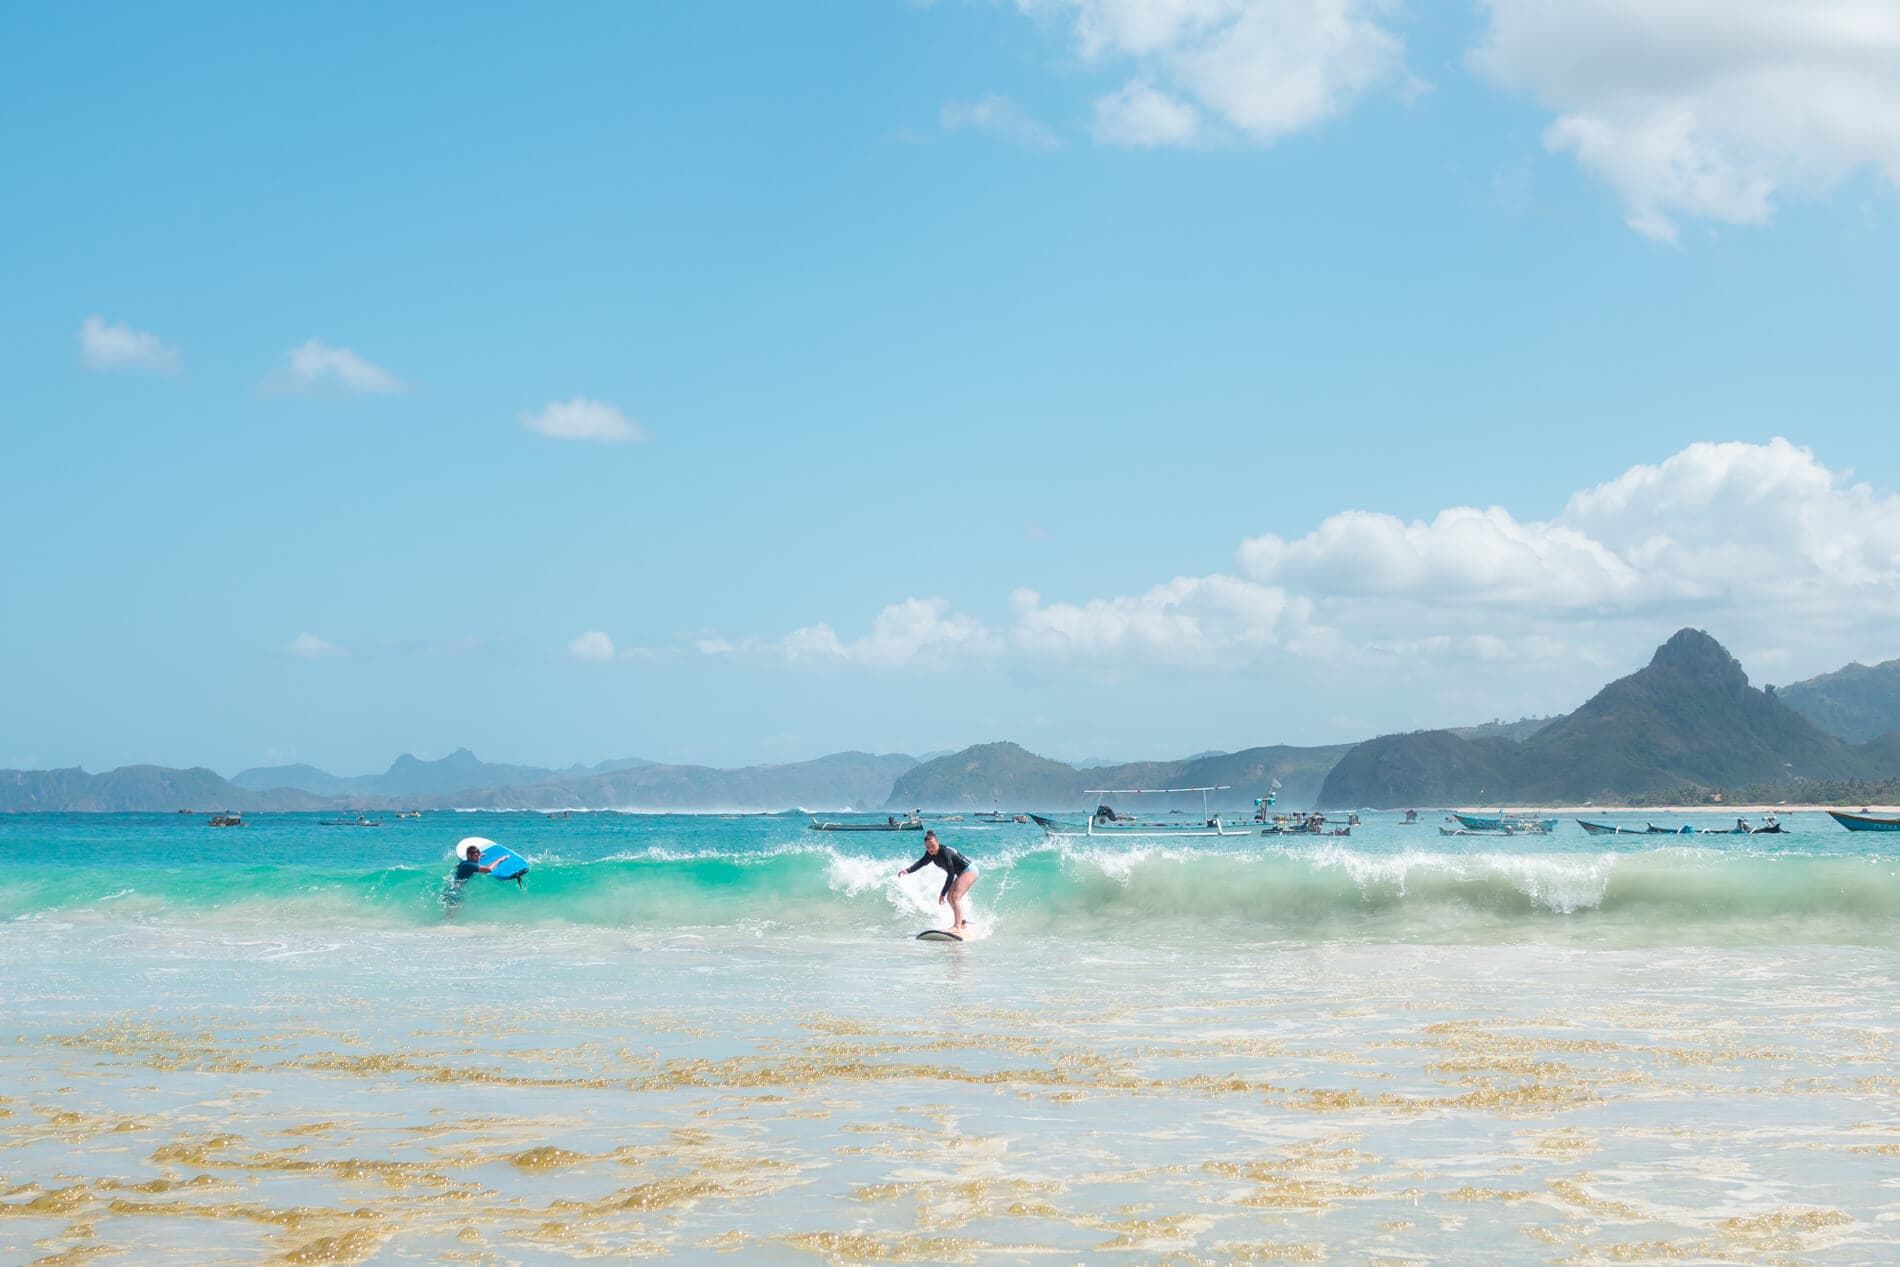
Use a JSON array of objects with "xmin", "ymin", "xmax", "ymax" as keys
[{"xmin": 903, "ymin": 845, "xmax": 973, "ymax": 898}]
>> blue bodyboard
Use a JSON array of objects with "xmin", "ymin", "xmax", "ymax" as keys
[
  {"xmin": 482, "ymin": 845, "xmax": 529, "ymax": 881},
  {"xmin": 456, "ymin": 836, "xmax": 529, "ymax": 881}
]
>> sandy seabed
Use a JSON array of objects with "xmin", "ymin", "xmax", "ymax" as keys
[{"xmin": 5, "ymin": 919, "xmax": 1898, "ymax": 1266}]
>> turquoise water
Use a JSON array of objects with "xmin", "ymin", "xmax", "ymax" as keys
[
  {"xmin": 5, "ymin": 811, "xmax": 1899, "ymax": 1263},
  {"xmin": 5, "ymin": 811, "xmax": 1898, "ymax": 943}
]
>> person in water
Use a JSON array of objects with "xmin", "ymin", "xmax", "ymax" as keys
[
  {"xmin": 442, "ymin": 843, "xmax": 501, "ymax": 916},
  {"xmin": 455, "ymin": 843, "xmax": 501, "ymax": 881},
  {"xmin": 897, "ymin": 830, "xmax": 977, "ymax": 931}
]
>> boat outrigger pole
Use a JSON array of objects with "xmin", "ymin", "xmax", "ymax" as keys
[{"xmin": 1081, "ymin": 786, "xmax": 1235, "ymax": 836}]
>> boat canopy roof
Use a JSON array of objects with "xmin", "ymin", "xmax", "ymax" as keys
[{"xmin": 1084, "ymin": 785, "xmax": 1231, "ymax": 795}]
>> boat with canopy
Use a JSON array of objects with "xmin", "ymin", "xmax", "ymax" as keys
[{"xmin": 1030, "ymin": 786, "xmax": 1248, "ymax": 838}]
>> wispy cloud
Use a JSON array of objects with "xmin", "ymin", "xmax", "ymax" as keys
[
  {"xmin": 1092, "ymin": 80, "xmax": 1201, "ymax": 146},
  {"xmin": 1017, "ymin": 0, "xmax": 1408, "ymax": 148},
  {"xmin": 568, "ymin": 631, "xmax": 617, "ymax": 662},
  {"xmin": 940, "ymin": 95, "xmax": 1061, "ymax": 150},
  {"xmin": 522, "ymin": 397, "xmax": 648, "ymax": 444},
  {"xmin": 78, "ymin": 315, "xmax": 179, "ymax": 374},
  {"xmin": 289, "ymin": 632, "xmax": 346, "ymax": 658},
  {"xmin": 269, "ymin": 339, "xmax": 404, "ymax": 394}
]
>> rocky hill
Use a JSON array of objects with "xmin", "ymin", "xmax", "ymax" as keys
[{"xmin": 1318, "ymin": 629, "xmax": 1893, "ymax": 807}]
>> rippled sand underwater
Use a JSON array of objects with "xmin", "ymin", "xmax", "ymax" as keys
[
  {"xmin": 5, "ymin": 812, "xmax": 1900, "ymax": 1263},
  {"xmin": 7, "ymin": 926, "xmax": 1899, "ymax": 1265}
]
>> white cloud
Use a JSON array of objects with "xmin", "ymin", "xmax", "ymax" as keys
[
  {"xmin": 1471, "ymin": 0, "xmax": 1900, "ymax": 241},
  {"xmin": 568, "ymin": 631, "xmax": 617, "ymax": 662},
  {"xmin": 700, "ymin": 440, "xmax": 1900, "ymax": 694},
  {"xmin": 289, "ymin": 633, "xmax": 345, "ymax": 658},
  {"xmin": 1009, "ymin": 576, "xmax": 1321, "ymax": 666},
  {"xmin": 1093, "ymin": 80, "xmax": 1202, "ymax": 145},
  {"xmin": 1241, "ymin": 439, "xmax": 1900, "ymax": 621},
  {"xmin": 941, "ymin": 95, "xmax": 1062, "ymax": 149},
  {"xmin": 1238, "ymin": 506, "xmax": 1643, "ymax": 610},
  {"xmin": 783, "ymin": 598, "xmax": 1005, "ymax": 669},
  {"xmin": 1024, "ymin": 0, "xmax": 1407, "ymax": 146},
  {"xmin": 521, "ymin": 397, "xmax": 648, "ymax": 444},
  {"xmin": 78, "ymin": 316, "xmax": 179, "ymax": 374},
  {"xmin": 270, "ymin": 339, "xmax": 403, "ymax": 394}
]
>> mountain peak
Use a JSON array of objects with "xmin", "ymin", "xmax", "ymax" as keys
[{"xmin": 1647, "ymin": 628, "xmax": 1748, "ymax": 688}]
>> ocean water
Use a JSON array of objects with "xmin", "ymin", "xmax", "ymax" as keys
[{"xmin": 3, "ymin": 810, "xmax": 1898, "ymax": 1264}]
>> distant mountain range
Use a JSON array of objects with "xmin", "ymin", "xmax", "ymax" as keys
[
  {"xmin": 0, "ymin": 751, "xmax": 916, "ymax": 814},
  {"xmin": 0, "ymin": 766, "xmax": 329, "ymax": 814},
  {"xmin": 231, "ymin": 749, "xmax": 656, "ymax": 798},
  {"xmin": 886, "ymin": 741, "xmax": 1351, "ymax": 812},
  {"xmin": 437, "ymin": 751, "xmax": 918, "ymax": 812},
  {"xmin": 10, "ymin": 629, "xmax": 1900, "ymax": 813},
  {"xmin": 1318, "ymin": 629, "xmax": 1898, "ymax": 807}
]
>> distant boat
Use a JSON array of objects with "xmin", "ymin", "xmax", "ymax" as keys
[
  {"xmin": 1577, "ymin": 819, "xmax": 1642, "ymax": 835},
  {"xmin": 809, "ymin": 814, "xmax": 922, "ymax": 832},
  {"xmin": 1261, "ymin": 812, "xmax": 1352, "ymax": 837},
  {"xmin": 208, "ymin": 813, "xmax": 243, "ymax": 828},
  {"xmin": 1826, "ymin": 809, "xmax": 1900, "ymax": 832},
  {"xmin": 320, "ymin": 816, "xmax": 382, "ymax": 827},
  {"xmin": 1031, "ymin": 787, "xmax": 1251, "ymax": 838},
  {"xmin": 1454, "ymin": 812, "xmax": 1555, "ymax": 834}
]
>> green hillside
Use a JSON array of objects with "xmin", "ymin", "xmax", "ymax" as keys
[
  {"xmin": 1778, "ymin": 658, "xmax": 1900, "ymax": 743},
  {"xmin": 0, "ymin": 766, "xmax": 327, "ymax": 813}
]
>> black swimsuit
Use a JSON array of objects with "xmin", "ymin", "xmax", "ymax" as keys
[{"xmin": 903, "ymin": 846, "xmax": 973, "ymax": 899}]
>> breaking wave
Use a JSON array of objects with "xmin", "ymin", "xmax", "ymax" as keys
[{"xmin": 5, "ymin": 839, "xmax": 1899, "ymax": 944}]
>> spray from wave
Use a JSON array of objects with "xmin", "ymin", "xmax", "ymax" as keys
[{"xmin": 5, "ymin": 840, "xmax": 1899, "ymax": 944}]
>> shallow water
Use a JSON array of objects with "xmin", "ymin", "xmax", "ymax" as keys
[{"xmin": 4, "ymin": 811, "xmax": 1897, "ymax": 1263}]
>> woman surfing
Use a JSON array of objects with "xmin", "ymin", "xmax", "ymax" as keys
[{"xmin": 897, "ymin": 830, "xmax": 977, "ymax": 932}]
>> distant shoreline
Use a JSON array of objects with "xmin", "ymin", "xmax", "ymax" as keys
[{"xmin": 1448, "ymin": 804, "xmax": 1892, "ymax": 816}]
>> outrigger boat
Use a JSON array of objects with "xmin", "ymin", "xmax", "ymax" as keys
[
  {"xmin": 1582, "ymin": 816, "xmax": 1783, "ymax": 835},
  {"xmin": 974, "ymin": 799, "xmax": 1028, "ymax": 823},
  {"xmin": 1453, "ymin": 812, "xmax": 1556, "ymax": 834},
  {"xmin": 1031, "ymin": 787, "xmax": 1250, "ymax": 837},
  {"xmin": 1826, "ymin": 809, "xmax": 1900, "ymax": 832},
  {"xmin": 809, "ymin": 813, "xmax": 923, "ymax": 832},
  {"xmin": 1262, "ymin": 812, "xmax": 1353, "ymax": 837}
]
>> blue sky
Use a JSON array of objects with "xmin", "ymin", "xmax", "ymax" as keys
[{"xmin": 6, "ymin": 1, "xmax": 1900, "ymax": 776}]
